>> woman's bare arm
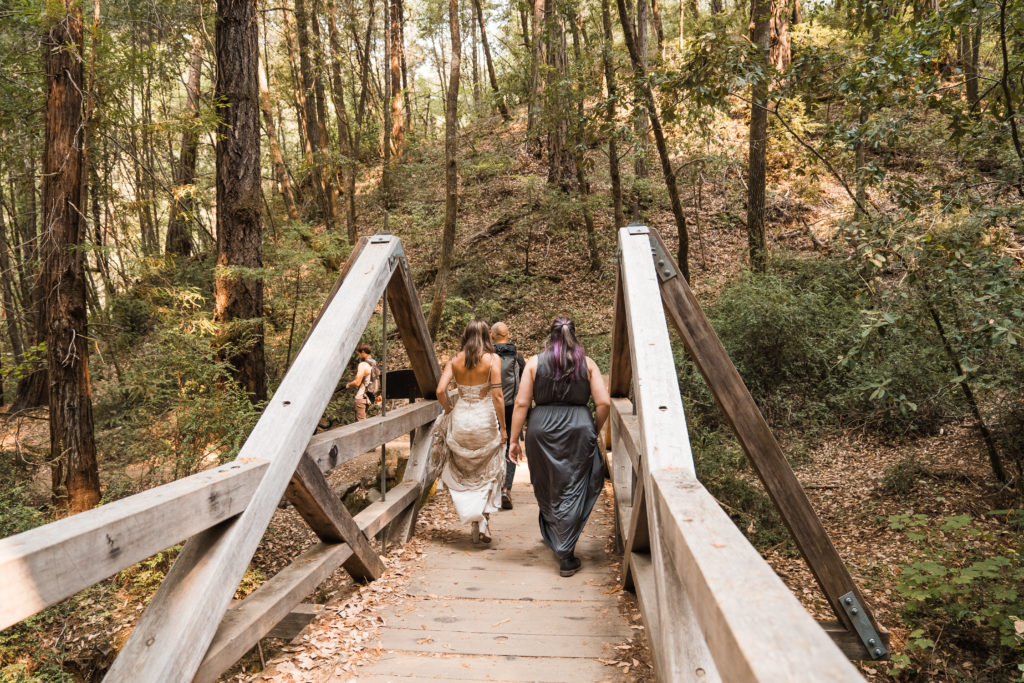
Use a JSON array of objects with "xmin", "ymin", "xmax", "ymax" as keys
[
  {"xmin": 508, "ymin": 357, "xmax": 537, "ymax": 463},
  {"xmin": 436, "ymin": 361, "xmax": 454, "ymax": 413},
  {"xmin": 587, "ymin": 357, "xmax": 610, "ymax": 435},
  {"xmin": 488, "ymin": 354, "xmax": 507, "ymax": 438}
]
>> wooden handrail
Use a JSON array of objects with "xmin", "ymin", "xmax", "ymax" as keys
[
  {"xmin": 0, "ymin": 399, "xmax": 440, "ymax": 631},
  {"xmin": 610, "ymin": 226, "xmax": 863, "ymax": 682}
]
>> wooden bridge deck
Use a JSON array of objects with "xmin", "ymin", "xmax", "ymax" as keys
[{"xmin": 351, "ymin": 466, "xmax": 633, "ymax": 681}]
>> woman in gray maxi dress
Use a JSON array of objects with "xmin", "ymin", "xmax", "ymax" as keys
[{"xmin": 509, "ymin": 318, "xmax": 611, "ymax": 576}]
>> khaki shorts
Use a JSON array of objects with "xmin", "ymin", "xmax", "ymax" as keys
[{"xmin": 355, "ymin": 397, "xmax": 368, "ymax": 421}]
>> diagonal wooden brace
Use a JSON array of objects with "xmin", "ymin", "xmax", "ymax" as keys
[
  {"xmin": 285, "ymin": 454, "xmax": 384, "ymax": 582},
  {"xmin": 621, "ymin": 476, "xmax": 650, "ymax": 591}
]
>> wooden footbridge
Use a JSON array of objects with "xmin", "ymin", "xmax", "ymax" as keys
[{"xmin": 0, "ymin": 227, "xmax": 887, "ymax": 681}]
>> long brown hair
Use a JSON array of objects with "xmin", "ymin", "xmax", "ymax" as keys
[{"xmin": 461, "ymin": 320, "xmax": 493, "ymax": 369}]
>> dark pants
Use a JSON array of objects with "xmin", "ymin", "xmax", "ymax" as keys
[{"xmin": 503, "ymin": 405, "xmax": 516, "ymax": 490}]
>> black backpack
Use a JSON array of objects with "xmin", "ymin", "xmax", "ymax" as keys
[
  {"xmin": 494, "ymin": 344, "xmax": 522, "ymax": 405},
  {"xmin": 363, "ymin": 358, "xmax": 382, "ymax": 401}
]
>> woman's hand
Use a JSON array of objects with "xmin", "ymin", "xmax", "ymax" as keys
[{"xmin": 510, "ymin": 441, "xmax": 524, "ymax": 464}]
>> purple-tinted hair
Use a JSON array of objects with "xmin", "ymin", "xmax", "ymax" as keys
[{"xmin": 545, "ymin": 317, "xmax": 586, "ymax": 382}]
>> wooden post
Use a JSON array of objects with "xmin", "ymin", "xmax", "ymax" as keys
[{"xmin": 106, "ymin": 237, "xmax": 404, "ymax": 682}]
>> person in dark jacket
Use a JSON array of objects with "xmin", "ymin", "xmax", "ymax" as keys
[{"xmin": 490, "ymin": 322, "xmax": 525, "ymax": 510}]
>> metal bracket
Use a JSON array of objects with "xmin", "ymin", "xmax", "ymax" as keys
[
  {"xmin": 839, "ymin": 591, "xmax": 888, "ymax": 660},
  {"xmin": 626, "ymin": 223, "xmax": 650, "ymax": 235},
  {"xmin": 370, "ymin": 235, "xmax": 392, "ymax": 244},
  {"xmin": 647, "ymin": 234, "xmax": 677, "ymax": 283}
]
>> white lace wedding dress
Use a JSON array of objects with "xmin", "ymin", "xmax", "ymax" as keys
[{"xmin": 431, "ymin": 382, "xmax": 504, "ymax": 536}]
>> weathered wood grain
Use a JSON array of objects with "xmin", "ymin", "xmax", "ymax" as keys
[
  {"xmin": 392, "ymin": 420, "xmax": 440, "ymax": 543},
  {"xmin": 386, "ymin": 250, "xmax": 442, "ymax": 399},
  {"xmin": 649, "ymin": 227, "xmax": 879, "ymax": 640},
  {"xmin": 265, "ymin": 603, "xmax": 323, "ymax": 641},
  {"xmin": 0, "ymin": 459, "xmax": 267, "ymax": 630},
  {"xmin": 306, "ymin": 400, "xmax": 440, "ymax": 473},
  {"xmin": 618, "ymin": 227, "xmax": 713, "ymax": 681},
  {"xmin": 286, "ymin": 453, "xmax": 384, "ymax": 581},
  {"xmin": 105, "ymin": 237, "xmax": 403, "ymax": 682},
  {"xmin": 652, "ymin": 469, "xmax": 862, "ymax": 681}
]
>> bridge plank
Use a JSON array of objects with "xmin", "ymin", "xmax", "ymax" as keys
[
  {"xmin": 286, "ymin": 453, "xmax": 384, "ymax": 581},
  {"xmin": 651, "ymin": 469, "xmax": 862, "ymax": 681},
  {"xmin": 649, "ymin": 227, "xmax": 880, "ymax": 642},
  {"xmin": 0, "ymin": 459, "xmax": 267, "ymax": 631},
  {"xmin": 105, "ymin": 237, "xmax": 403, "ymax": 682},
  {"xmin": 195, "ymin": 478, "xmax": 421, "ymax": 682},
  {"xmin": 305, "ymin": 400, "xmax": 441, "ymax": 473},
  {"xmin": 618, "ymin": 227, "xmax": 716, "ymax": 682}
]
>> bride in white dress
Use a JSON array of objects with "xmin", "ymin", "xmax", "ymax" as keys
[{"xmin": 432, "ymin": 320, "xmax": 508, "ymax": 543}]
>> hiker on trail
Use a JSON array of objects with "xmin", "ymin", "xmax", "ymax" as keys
[
  {"xmin": 491, "ymin": 322, "xmax": 525, "ymax": 510},
  {"xmin": 508, "ymin": 317, "xmax": 609, "ymax": 577},
  {"xmin": 431, "ymin": 320, "xmax": 507, "ymax": 544},
  {"xmin": 346, "ymin": 343, "xmax": 380, "ymax": 421}
]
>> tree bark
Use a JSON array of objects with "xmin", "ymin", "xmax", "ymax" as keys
[
  {"xmin": 259, "ymin": 56, "xmax": 300, "ymax": 221},
  {"xmin": 470, "ymin": 0, "xmax": 481, "ymax": 107},
  {"xmin": 633, "ymin": 0, "xmax": 650, "ymax": 216},
  {"xmin": 473, "ymin": 0, "xmax": 511, "ymax": 120},
  {"xmin": 650, "ymin": 0, "xmax": 665, "ymax": 61},
  {"xmin": 747, "ymin": 0, "xmax": 770, "ymax": 271},
  {"xmin": 294, "ymin": 0, "xmax": 333, "ymax": 225},
  {"xmin": 42, "ymin": 0, "xmax": 101, "ymax": 512},
  {"xmin": 570, "ymin": 21, "xmax": 600, "ymax": 271},
  {"xmin": 12, "ymin": 157, "xmax": 48, "ymax": 412},
  {"xmin": 0, "ymin": 193, "xmax": 25, "ymax": 364},
  {"xmin": 769, "ymin": 0, "xmax": 791, "ymax": 71},
  {"xmin": 545, "ymin": 0, "xmax": 575, "ymax": 190},
  {"xmin": 527, "ymin": 0, "xmax": 545, "ymax": 157},
  {"xmin": 389, "ymin": 0, "xmax": 406, "ymax": 158},
  {"xmin": 427, "ymin": 0, "xmax": 461, "ymax": 337},
  {"xmin": 326, "ymin": 0, "xmax": 357, "ymax": 241},
  {"xmin": 601, "ymin": 0, "xmax": 626, "ymax": 230},
  {"xmin": 616, "ymin": 0, "xmax": 691, "ymax": 281},
  {"xmin": 310, "ymin": 0, "xmax": 342, "ymax": 229},
  {"xmin": 166, "ymin": 35, "xmax": 203, "ymax": 258},
  {"xmin": 215, "ymin": 0, "xmax": 266, "ymax": 402}
]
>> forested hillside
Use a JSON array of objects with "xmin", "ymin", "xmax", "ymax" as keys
[{"xmin": 0, "ymin": 0, "xmax": 1022, "ymax": 678}]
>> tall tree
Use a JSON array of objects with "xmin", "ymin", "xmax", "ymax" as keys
[
  {"xmin": 746, "ymin": 0, "xmax": 770, "ymax": 271},
  {"xmin": 545, "ymin": 0, "xmax": 575, "ymax": 189},
  {"xmin": 166, "ymin": 35, "xmax": 203, "ymax": 258},
  {"xmin": 258, "ymin": 56, "xmax": 300, "ymax": 221},
  {"xmin": 214, "ymin": 0, "xmax": 266, "ymax": 401},
  {"xmin": 616, "ymin": 0, "xmax": 690, "ymax": 280},
  {"xmin": 472, "ymin": 0, "xmax": 511, "ymax": 121},
  {"xmin": 325, "ymin": 0, "xmax": 357, "ymax": 241},
  {"xmin": 389, "ymin": 0, "xmax": 406, "ymax": 157},
  {"xmin": 769, "ymin": 0, "xmax": 791, "ymax": 71},
  {"xmin": 633, "ymin": 0, "xmax": 650, "ymax": 216},
  {"xmin": 42, "ymin": 0, "xmax": 100, "ymax": 512},
  {"xmin": 527, "ymin": 0, "xmax": 545, "ymax": 156},
  {"xmin": 426, "ymin": 0, "xmax": 461, "ymax": 336},
  {"xmin": 294, "ymin": 0, "xmax": 335, "ymax": 227},
  {"xmin": 600, "ymin": 0, "xmax": 625, "ymax": 229}
]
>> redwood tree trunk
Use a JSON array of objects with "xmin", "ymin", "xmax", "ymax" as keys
[
  {"xmin": 473, "ymin": 0, "xmax": 511, "ymax": 121},
  {"xmin": 616, "ymin": 0, "xmax": 691, "ymax": 281},
  {"xmin": 215, "ymin": 0, "xmax": 266, "ymax": 402},
  {"xmin": 527, "ymin": 0, "xmax": 545, "ymax": 157},
  {"xmin": 42, "ymin": 0, "xmax": 100, "ymax": 512},
  {"xmin": 545, "ymin": 0, "xmax": 575, "ymax": 190},
  {"xmin": 259, "ymin": 56, "xmax": 300, "ymax": 221},
  {"xmin": 747, "ymin": 0, "xmax": 770, "ymax": 271},
  {"xmin": 166, "ymin": 35, "xmax": 203, "ymax": 258},
  {"xmin": 769, "ymin": 0, "xmax": 791, "ymax": 71},
  {"xmin": 426, "ymin": 0, "xmax": 461, "ymax": 337},
  {"xmin": 294, "ymin": 0, "xmax": 332, "ymax": 225},
  {"xmin": 601, "ymin": 0, "xmax": 625, "ymax": 229},
  {"xmin": 389, "ymin": 0, "xmax": 406, "ymax": 157}
]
